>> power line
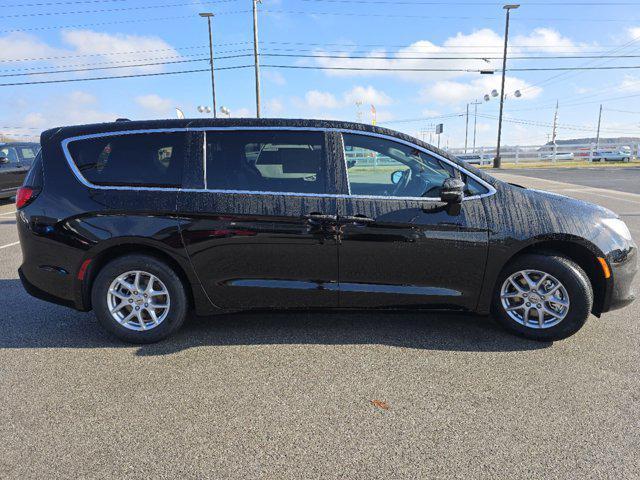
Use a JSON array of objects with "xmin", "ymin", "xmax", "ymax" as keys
[
  {"xmin": 0, "ymin": 55, "xmax": 256, "ymax": 78},
  {"xmin": 5, "ymin": 0, "xmax": 126, "ymax": 7},
  {"xmin": 3, "ymin": 0, "xmax": 240, "ymax": 18},
  {"xmin": 263, "ymin": 52, "xmax": 640, "ymax": 61},
  {"xmin": 0, "ymin": 65, "xmax": 252, "ymax": 87}
]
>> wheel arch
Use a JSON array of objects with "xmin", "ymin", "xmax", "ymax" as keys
[
  {"xmin": 498, "ymin": 236, "xmax": 608, "ymax": 315},
  {"xmin": 79, "ymin": 240, "xmax": 197, "ymax": 312}
]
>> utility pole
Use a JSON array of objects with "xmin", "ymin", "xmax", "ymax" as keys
[
  {"xmin": 199, "ymin": 12, "xmax": 217, "ymax": 118},
  {"xmin": 464, "ymin": 103, "xmax": 469, "ymax": 153},
  {"xmin": 494, "ymin": 4, "xmax": 520, "ymax": 169},
  {"xmin": 252, "ymin": 0, "xmax": 262, "ymax": 118},
  {"xmin": 471, "ymin": 99, "xmax": 482, "ymax": 153},
  {"xmin": 596, "ymin": 104, "xmax": 603, "ymax": 150},
  {"xmin": 551, "ymin": 100, "xmax": 558, "ymax": 161}
]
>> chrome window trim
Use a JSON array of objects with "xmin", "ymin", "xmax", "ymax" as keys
[
  {"xmin": 60, "ymin": 126, "xmax": 496, "ymax": 201},
  {"xmin": 202, "ymin": 130, "xmax": 207, "ymax": 190}
]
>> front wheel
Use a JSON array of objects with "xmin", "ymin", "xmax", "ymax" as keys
[
  {"xmin": 91, "ymin": 254, "xmax": 188, "ymax": 343},
  {"xmin": 492, "ymin": 254, "xmax": 593, "ymax": 341}
]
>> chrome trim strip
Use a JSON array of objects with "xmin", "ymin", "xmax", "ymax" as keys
[
  {"xmin": 202, "ymin": 130, "xmax": 207, "ymax": 190},
  {"xmin": 60, "ymin": 125, "xmax": 497, "ymax": 201}
]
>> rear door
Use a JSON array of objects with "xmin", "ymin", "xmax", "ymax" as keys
[
  {"xmin": 178, "ymin": 128, "xmax": 341, "ymax": 310},
  {"xmin": 336, "ymin": 132, "xmax": 490, "ymax": 310}
]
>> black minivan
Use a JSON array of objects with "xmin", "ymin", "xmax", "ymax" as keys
[{"xmin": 16, "ymin": 119, "xmax": 637, "ymax": 343}]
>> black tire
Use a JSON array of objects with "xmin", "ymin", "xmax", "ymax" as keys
[
  {"xmin": 91, "ymin": 254, "xmax": 188, "ymax": 343},
  {"xmin": 491, "ymin": 254, "xmax": 593, "ymax": 341}
]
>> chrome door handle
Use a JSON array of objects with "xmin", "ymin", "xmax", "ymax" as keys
[
  {"xmin": 304, "ymin": 213, "xmax": 338, "ymax": 222},
  {"xmin": 341, "ymin": 215, "xmax": 375, "ymax": 224}
]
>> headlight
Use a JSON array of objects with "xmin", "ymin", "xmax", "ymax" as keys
[{"xmin": 602, "ymin": 218, "xmax": 633, "ymax": 241}]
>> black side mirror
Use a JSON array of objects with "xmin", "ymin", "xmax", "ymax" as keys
[
  {"xmin": 440, "ymin": 177, "xmax": 465, "ymax": 203},
  {"xmin": 0, "ymin": 157, "xmax": 9, "ymax": 165}
]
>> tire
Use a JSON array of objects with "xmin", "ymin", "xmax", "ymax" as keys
[
  {"xmin": 91, "ymin": 254, "xmax": 188, "ymax": 343},
  {"xmin": 491, "ymin": 254, "xmax": 593, "ymax": 341}
]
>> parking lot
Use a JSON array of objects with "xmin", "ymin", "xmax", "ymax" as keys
[{"xmin": 1, "ymin": 168, "xmax": 638, "ymax": 479}]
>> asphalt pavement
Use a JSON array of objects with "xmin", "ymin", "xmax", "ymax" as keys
[{"xmin": 1, "ymin": 168, "xmax": 639, "ymax": 479}]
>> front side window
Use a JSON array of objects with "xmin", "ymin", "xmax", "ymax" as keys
[
  {"xmin": 343, "ymin": 133, "xmax": 488, "ymax": 198},
  {"xmin": 67, "ymin": 132, "xmax": 186, "ymax": 187},
  {"xmin": 343, "ymin": 133, "xmax": 452, "ymax": 198},
  {"xmin": 206, "ymin": 130, "xmax": 327, "ymax": 194}
]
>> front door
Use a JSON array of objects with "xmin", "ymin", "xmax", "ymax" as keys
[
  {"xmin": 337, "ymin": 132, "xmax": 489, "ymax": 310},
  {"xmin": 178, "ymin": 129, "xmax": 340, "ymax": 310}
]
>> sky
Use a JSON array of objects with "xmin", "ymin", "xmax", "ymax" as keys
[{"xmin": 2, "ymin": 0, "xmax": 640, "ymax": 149}]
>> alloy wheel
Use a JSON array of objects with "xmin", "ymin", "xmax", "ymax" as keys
[
  {"xmin": 106, "ymin": 270, "xmax": 171, "ymax": 331},
  {"xmin": 500, "ymin": 269, "xmax": 570, "ymax": 329}
]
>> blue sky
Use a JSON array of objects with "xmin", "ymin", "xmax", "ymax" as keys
[{"xmin": 1, "ymin": 0, "xmax": 640, "ymax": 148}]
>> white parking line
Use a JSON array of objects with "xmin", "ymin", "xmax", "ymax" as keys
[
  {"xmin": 0, "ymin": 241, "xmax": 20, "ymax": 250},
  {"xmin": 0, "ymin": 210, "xmax": 16, "ymax": 216}
]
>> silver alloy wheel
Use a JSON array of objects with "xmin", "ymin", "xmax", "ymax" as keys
[
  {"xmin": 106, "ymin": 270, "xmax": 170, "ymax": 331},
  {"xmin": 500, "ymin": 269, "xmax": 570, "ymax": 329}
]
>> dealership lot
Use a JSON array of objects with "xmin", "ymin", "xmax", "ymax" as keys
[{"xmin": 1, "ymin": 169, "xmax": 638, "ymax": 479}]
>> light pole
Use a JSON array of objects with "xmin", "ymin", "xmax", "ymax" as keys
[
  {"xmin": 471, "ymin": 99, "xmax": 482, "ymax": 153},
  {"xmin": 199, "ymin": 12, "xmax": 217, "ymax": 118},
  {"xmin": 494, "ymin": 4, "xmax": 519, "ymax": 169},
  {"xmin": 220, "ymin": 106, "xmax": 231, "ymax": 118},
  {"xmin": 252, "ymin": 0, "xmax": 262, "ymax": 118}
]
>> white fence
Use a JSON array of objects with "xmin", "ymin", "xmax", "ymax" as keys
[{"xmin": 448, "ymin": 142, "xmax": 640, "ymax": 166}]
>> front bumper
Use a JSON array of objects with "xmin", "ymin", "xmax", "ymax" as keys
[{"xmin": 604, "ymin": 246, "xmax": 637, "ymax": 312}]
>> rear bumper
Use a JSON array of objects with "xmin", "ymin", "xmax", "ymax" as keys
[
  {"xmin": 603, "ymin": 246, "xmax": 637, "ymax": 312},
  {"xmin": 19, "ymin": 266, "xmax": 76, "ymax": 309}
]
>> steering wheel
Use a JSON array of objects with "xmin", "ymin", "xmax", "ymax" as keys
[{"xmin": 391, "ymin": 169, "xmax": 411, "ymax": 196}]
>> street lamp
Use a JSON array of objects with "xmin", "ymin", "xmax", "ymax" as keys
[
  {"xmin": 220, "ymin": 106, "xmax": 231, "ymax": 117},
  {"xmin": 199, "ymin": 12, "xmax": 217, "ymax": 118},
  {"xmin": 197, "ymin": 106, "xmax": 212, "ymax": 114},
  {"xmin": 494, "ymin": 3, "xmax": 519, "ymax": 169}
]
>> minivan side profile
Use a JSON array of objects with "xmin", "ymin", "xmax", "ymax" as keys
[{"xmin": 16, "ymin": 119, "xmax": 637, "ymax": 343}]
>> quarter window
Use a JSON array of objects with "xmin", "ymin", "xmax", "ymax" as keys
[
  {"xmin": 206, "ymin": 130, "xmax": 328, "ymax": 194},
  {"xmin": 67, "ymin": 132, "xmax": 187, "ymax": 187}
]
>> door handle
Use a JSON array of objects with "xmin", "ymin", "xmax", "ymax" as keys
[
  {"xmin": 341, "ymin": 215, "xmax": 375, "ymax": 225},
  {"xmin": 304, "ymin": 213, "xmax": 338, "ymax": 222}
]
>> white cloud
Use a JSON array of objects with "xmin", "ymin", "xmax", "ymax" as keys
[
  {"xmin": 263, "ymin": 70, "xmax": 286, "ymax": 85},
  {"xmin": 619, "ymin": 74, "xmax": 640, "ymax": 93},
  {"xmin": 343, "ymin": 85, "xmax": 392, "ymax": 106},
  {"xmin": 135, "ymin": 94, "xmax": 174, "ymax": 115},
  {"xmin": 628, "ymin": 27, "xmax": 640, "ymax": 40},
  {"xmin": 513, "ymin": 28, "xmax": 587, "ymax": 54},
  {"xmin": 60, "ymin": 30, "xmax": 180, "ymax": 73},
  {"xmin": 68, "ymin": 91, "xmax": 97, "ymax": 105},
  {"xmin": 0, "ymin": 32, "xmax": 62, "ymax": 61},
  {"xmin": 233, "ymin": 107, "xmax": 253, "ymax": 118},
  {"xmin": 421, "ymin": 75, "xmax": 542, "ymax": 105},
  {"xmin": 303, "ymin": 90, "xmax": 341, "ymax": 109},
  {"xmin": 310, "ymin": 27, "xmax": 587, "ymax": 83},
  {"xmin": 265, "ymin": 98, "xmax": 285, "ymax": 115}
]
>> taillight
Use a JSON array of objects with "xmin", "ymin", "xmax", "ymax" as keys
[{"xmin": 16, "ymin": 187, "xmax": 39, "ymax": 209}]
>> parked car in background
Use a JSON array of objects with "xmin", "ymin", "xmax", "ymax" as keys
[
  {"xmin": 540, "ymin": 152, "xmax": 575, "ymax": 161},
  {"xmin": 16, "ymin": 119, "xmax": 637, "ymax": 343},
  {"xmin": 0, "ymin": 142, "xmax": 39, "ymax": 199},
  {"xmin": 592, "ymin": 150, "xmax": 631, "ymax": 162},
  {"xmin": 456, "ymin": 153, "xmax": 483, "ymax": 165}
]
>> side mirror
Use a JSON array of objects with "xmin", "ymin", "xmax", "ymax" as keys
[
  {"xmin": 347, "ymin": 160, "xmax": 356, "ymax": 169},
  {"xmin": 0, "ymin": 156, "xmax": 9, "ymax": 165},
  {"xmin": 390, "ymin": 170, "xmax": 404, "ymax": 184},
  {"xmin": 440, "ymin": 177, "xmax": 465, "ymax": 203}
]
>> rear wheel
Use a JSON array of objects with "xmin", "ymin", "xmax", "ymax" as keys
[
  {"xmin": 492, "ymin": 254, "xmax": 593, "ymax": 341},
  {"xmin": 91, "ymin": 254, "xmax": 188, "ymax": 343}
]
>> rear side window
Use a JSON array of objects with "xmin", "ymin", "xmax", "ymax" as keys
[
  {"xmin": 67, "ymin": 132, "xmax": 187, "ymax": 187},
  {"xmin": 23, "ymin": 149, "xmax": 44, "ymax": 187},
  {"xmin": 206, "ymin": 130, "xmax": 328, "ymax": 194}
]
